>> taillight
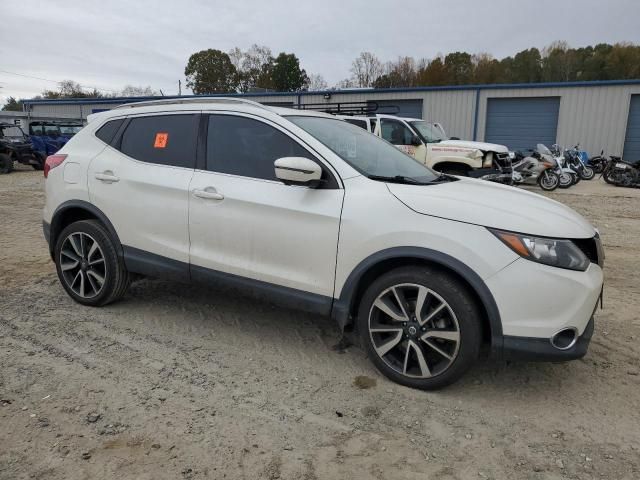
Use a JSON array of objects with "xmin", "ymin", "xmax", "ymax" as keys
[{"xmin": 44, "ymin": 154, "xmax": 67, "ymax": 178}]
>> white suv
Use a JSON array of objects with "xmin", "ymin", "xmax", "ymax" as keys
[{"xmin": 42, "ymin": 98, "xmax": 604, "ymax": 389}]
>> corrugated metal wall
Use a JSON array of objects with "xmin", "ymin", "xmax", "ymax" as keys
[
  {"xmin": 475, "ymin": 85, "xmax": 640, "ymax": 155},
  {"xmin": 25, "ymin": 83, "xmax": 640, "ymax": 156}
]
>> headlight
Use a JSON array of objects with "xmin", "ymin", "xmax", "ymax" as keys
[
  {"xmin": 508, "ymin": 151, "xmax": 515, "ymax": 159},
  {"xmin": 490, "ymin": 229, "xmax": 590, "ymax": 271}
]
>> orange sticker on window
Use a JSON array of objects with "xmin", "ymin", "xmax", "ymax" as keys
[{"xmin": 154, "ymin": 132, "xmax": 168, "ymax": 148}]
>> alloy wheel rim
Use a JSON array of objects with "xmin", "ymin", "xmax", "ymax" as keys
[
  {"xmin": 59, "ymin": 232, "xmax": 106, "ymax": 299},
  {"xmin": 541, "ymin": 172, "xmax": 557, "ymax": 189},
  {"xmin": 368, "ymin": 283, "xmax": 461, "ymax": 379}
]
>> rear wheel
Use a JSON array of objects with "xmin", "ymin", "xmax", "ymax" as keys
[
  {"xmin": 54, "ymin": 220, "xmax": 130, "ymax": 306},
  {"xmin": 358, "ymin": 266, "xmax": 481, "ymax": 390},
  {"xmin": 0, "ymin": 153, "xmax": 13, "ymax": 174}
]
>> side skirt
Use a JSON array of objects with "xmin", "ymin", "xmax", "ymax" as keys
[{"xmin": 122, "ymin": 245, "xmax": 333, "ymax": 316}]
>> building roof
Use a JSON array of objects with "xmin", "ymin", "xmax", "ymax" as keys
[{"xmin": 22, "ymin": 79, "xmax": 640, "ymax": 106}]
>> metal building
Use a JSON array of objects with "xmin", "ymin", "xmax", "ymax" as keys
[{"xmin": 22, "ymin": 80, "xmax": 640, "ymax": 160}]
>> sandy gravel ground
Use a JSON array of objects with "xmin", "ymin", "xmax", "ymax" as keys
[{"xmin": 1, "ymin": 166, "xmax": 639, "ymax": 480}]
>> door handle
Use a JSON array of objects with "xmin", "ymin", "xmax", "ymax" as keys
[
  {"xmin": 95, "ymin": 172, "xmax": 120, "ymax": 183},
  {"xmin": 193, "ymin": 188, "xmax": 224, "ymax": 200}
]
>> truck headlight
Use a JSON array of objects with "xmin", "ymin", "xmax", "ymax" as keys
[{"xmin": 490, "ymin": 229, "xmax": 590, "ymax": 271}]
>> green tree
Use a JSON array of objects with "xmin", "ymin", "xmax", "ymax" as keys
[
  {"xmin": 444, "ymin": 52, "xmax": 473, "ymax": 84},
  {"xmin": 184, "ymin": 49, "xmax": 238, "ymax": 94},
  {"xmin": 415, "ymin": 57, "xmax": 448, "ymax": 86},
  {"xmin": 2, "ymin": 96, "xmax": 23, "ymax": 111},
  {"xmin": 472, "ymin": 53, "xmax": 504, "ymax": 84},
  {"xmin": 604, "ymin": 43, "xmax": 640, "ymax": 80},
  {"xmin": 511, "ymin": 48, "xmax": 542, "ymax": 83},
  {"xmin": 270, "ymin": 53, "xmax": 309, "ymax": 91}
]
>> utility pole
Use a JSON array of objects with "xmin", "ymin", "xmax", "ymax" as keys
[{"xmin": 178, "ymin": 80, "xmax": 182, "ymax": 96}]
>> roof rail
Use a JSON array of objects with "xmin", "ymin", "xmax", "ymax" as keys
[{"xmin": 114, "ymin": 97, "xmax": 271, "ymax": 110}]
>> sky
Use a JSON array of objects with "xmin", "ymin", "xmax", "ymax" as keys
[{"xmin": 1, "ymin": 0, "xmax": 639, "ymax": 104}]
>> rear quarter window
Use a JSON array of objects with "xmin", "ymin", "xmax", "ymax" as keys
[
  {"xmin": 95, "ymin": 118, "xmax": 124, "ymax": 145},
  {"xmin": 119, "ymin": 114, "xmax": 198, "ymax": 168}
]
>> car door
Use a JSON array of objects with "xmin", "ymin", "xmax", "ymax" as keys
[
  {"xmin": 375, "ymin": 116, "xmax": 427, "ymax": 163},
  {"xmin": 188, "ymin": 113, "xmax": 344, "ymax": 306},
  {"xmin": 88, "ymin": 113, "xmax": 198, "ymax": 279}
]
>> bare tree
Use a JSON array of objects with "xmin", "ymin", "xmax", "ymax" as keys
[
  {"xmin": 307, "ymin": 73, "xmax": 328, "ymax": 91},
  {"xmin": 229, "ymin": 44, "xmax": 274, "ymax": 92},
  {"xmin": 120, "ymin": 85, "xmax": 158, "ymax": 97},
  {"xmin": 350, "ymin": 52, "xmax": 384, "ymax": 87}
]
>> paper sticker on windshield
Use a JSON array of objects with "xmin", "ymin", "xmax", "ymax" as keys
[{"xmin": 154, "ymin": 132, "xmax": 168, "ymax": 148}]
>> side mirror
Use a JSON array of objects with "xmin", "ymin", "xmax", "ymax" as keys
[
  {"xmin": 410, "ymin": 135, "xmax": 422, "ymax": 146},
  {"xmin": 274, "ymin": 157, "xmax": 323, "ymax": 187}
]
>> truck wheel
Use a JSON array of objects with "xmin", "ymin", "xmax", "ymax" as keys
[
  {"xmin": 32, "ymin": 153, "xmax": 45, "ymax": 171},
  {"xmin": 0, "ymin": 154, "xmax": 13, "ymax": 174},
  {"xmin": 357, "ymin": 266, "xmax": 482, "ymax": 390}
]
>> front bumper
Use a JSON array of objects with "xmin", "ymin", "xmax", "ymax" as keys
[{"xmin": 502, "ymin": 316, "xmax": 594, "ymax": 361}]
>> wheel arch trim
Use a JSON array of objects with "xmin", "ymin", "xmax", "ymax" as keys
[
  {"xmin": 332, "ymin": 247, "xmax": 504, "ymax": 354},
  {"xmin": 49, "ymin": 200, "xmax": 123, "ymax": 258}
]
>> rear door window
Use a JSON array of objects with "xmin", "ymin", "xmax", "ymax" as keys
[
  {"xmin": 119, "ymin": 114, "xmax": 198, "ymax": 168},
  {"xmin": 344, "ymin": 119, "xmax": 368, "ymax": 130}
]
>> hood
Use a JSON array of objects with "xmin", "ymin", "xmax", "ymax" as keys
[
  {"xmin": 387, "ymin": 177, "xmax": 595, "ymax": 239},
  {"xmin": 440, "ymin": 139, "xmax": 509, "ymax": 153}
]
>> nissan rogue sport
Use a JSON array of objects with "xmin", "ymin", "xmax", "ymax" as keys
[{"xmin": 42, "ymin": 98, "xmax": 604, "ymax": 389}]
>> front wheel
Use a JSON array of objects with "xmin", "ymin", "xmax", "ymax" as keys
[
  {"xmin": 357, "ymin": 266, "xmax": 481, "ymax": 390},
  {"xmin": 602, "ymin": 169, "xmax": 617, "ymax": 185},
  {"xmin": 558, "ymin": 172, "xmax": 573, "ymax": 188},
  {"xmin": 54, "ymin": 220, "xmax": 130, "ymax": 306},
  {"xmin": 580, "ymin": 166, "xmax": 595, "ymax": 180},
  {"xmin": 0, "ymin": 153, "xmax": 13, "ymax": 174},
  {"xmin": 537, "ymin": 170, "xmax": 559, "ymax": 191}
]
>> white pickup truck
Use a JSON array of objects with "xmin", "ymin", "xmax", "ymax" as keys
[{"xmin": 338, "ymin": 114, "xmax": 513, "ymax": 182}]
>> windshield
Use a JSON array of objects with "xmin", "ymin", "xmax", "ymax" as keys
[
  {"xmin": 536, "ymin": 143, "xmax": 552, "ymax": 155},
  {"xmin": 44, "ymin": 124, "xmax": 61, "ymax": 136},
  {"xmin": 410, "ymin": 121, "xmax": 446, "ymax": 143},
  {"xmin": 59, "ymin": 125, "xmax": 82, "ymax": 135},
  {"xmin": 0, "ymin": 126, "xmax": 25, "ymax": 138},
  {"xmin": 287, "ymin": 116, "xmax": 440, "ymax": 182}
]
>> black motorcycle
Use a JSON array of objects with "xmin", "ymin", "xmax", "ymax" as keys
[
  {"xmin": 588, "ymin": 150, "xmax": 608, "ymax": 174},
  {"xmin": 601, "ymin": 156, "xmax": 640, "ymax": 187}
]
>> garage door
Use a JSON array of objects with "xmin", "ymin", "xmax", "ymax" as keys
[
  {"xmin": 623, "ymin": 95, "xmax": 640, "ymax": 162},
  {"xmin": 368, "ymin": 99, "xmax": 423, "ymax": 118},
  {"xmin": 485, "ymin": 97, "xmax": 560, "ymax": 151}
]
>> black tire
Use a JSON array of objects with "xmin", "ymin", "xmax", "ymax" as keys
[
  {"xmin": 54, "ymin": 220, "xmax": 130, "ymax": 306},
  {"xmin": 31, "ymin": 153, "xmax": 45, "ymax": 171},
  {"xmin": 579, "ymin": 166, "xmax": 594, "ymax": 180},
  {"xmin": 603, "ymin": 169, "xmax": 617, "ymax": 185},
  {"xmin": 0, "ymin": 153, "xmax": 13, "ymax": 174},
  {"xmin": 357, "ymin": 266, "xmax": 482, "ymax": 390},
  {"xmin": 537, "ymin": 170, "xmax": 559, "ymax": 191}
]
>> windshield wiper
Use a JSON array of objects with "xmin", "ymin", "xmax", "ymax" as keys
[{"xmin": 367, "ymin": 174, "xmax": 453, "ymax": 185}]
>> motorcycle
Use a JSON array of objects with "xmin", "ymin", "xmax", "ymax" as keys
[
  {"xmin": 588, "ymin": 150, "xmax": 608, "ymax": 174},
  {"xmin": 547, "ymin": 144, "xmax": 577, "ymax": 188},
  {"xmin": 511, "ymin": 148, "xmax": 560, "ymax": 191},
  {"xmin": 601, "ymin": 156, "xmax": 640, "ymax": 187},
  {"xmin": 563, "ymin": 144, "xmax": 595, "ymax": 180}
]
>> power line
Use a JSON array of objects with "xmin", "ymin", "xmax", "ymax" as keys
[{"xmin": 0, "ymin": 69, "xmax": 120, "ymax": 93}]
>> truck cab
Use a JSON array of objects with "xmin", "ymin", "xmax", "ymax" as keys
[{"xmin": 339, "ymin": 114, "xmax": 512, "ymax": 183}]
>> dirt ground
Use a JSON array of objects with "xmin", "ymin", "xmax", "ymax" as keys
[{"xmin": 1, "ymin": 166, "xmax": 639, "ymax": 480}]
